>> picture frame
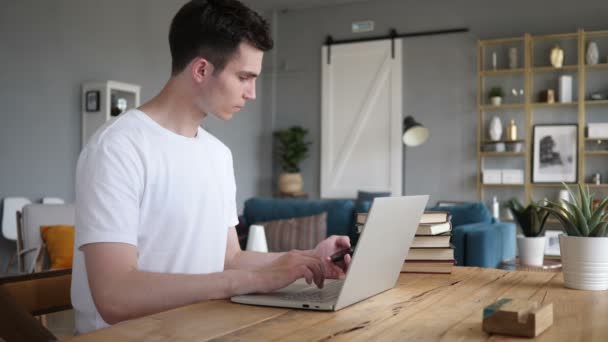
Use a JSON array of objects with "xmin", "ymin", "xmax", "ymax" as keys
[
  {"xmin": 532, "ymin": 124, "xmax": 578, "ymax": 183},
  {"xmin": 85, "ymin": 90, "xmax": 100, "ymax": 112},
  {"xmin": 544, "ymin": 230, "xmax": 563, "ymax": 257}
]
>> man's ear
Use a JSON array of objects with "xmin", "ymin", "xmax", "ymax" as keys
[{"xmin": 190, "ymin": 57, "xmax": 213, "ymax": 83}]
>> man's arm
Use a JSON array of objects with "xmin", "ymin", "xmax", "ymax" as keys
[
  {"xmin": 224, "ymin": 227, "xmax": 352, "ymax": 280},
  {"xmin": 83, "ymin": 241, "xmax": 325, "ymax": 325},
  {"xmin": 224, "ymin": 227, "xmax": 284, "ymax": 270}
]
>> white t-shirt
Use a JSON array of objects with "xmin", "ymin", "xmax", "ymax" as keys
[{"xmin": 71, "ymin": 109, "xmax": 239, "ymax": 334}]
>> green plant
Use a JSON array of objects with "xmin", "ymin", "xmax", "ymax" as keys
[
  {"xmin": 273, "ymin": 126, "xmax": 312, "ymax": 173},
  {"xmin": 489, "ymin": 87, "xmax": 504, "ymax": 98},
  {"xmin": 539, "ymin": 183, "xmax": 608, "ymax": 237},
  {"xmin": 504, "ymin": 198, "xmax": 550, "ymax": 237}
]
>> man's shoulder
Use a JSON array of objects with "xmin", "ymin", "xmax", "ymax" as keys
[
  {"xmin": 84, "ymin": 110, "xmax": 147, "ymax": 151},
  {"xmin": 200, "ymin": 128, "xmax": 232, "ymax": 158}
]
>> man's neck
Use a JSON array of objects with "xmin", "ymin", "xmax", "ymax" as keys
[{"xmin": 138, "ymin": 78, "xmax": 206, "ymax": 138}]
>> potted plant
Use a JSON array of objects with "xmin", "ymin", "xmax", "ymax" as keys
[
  {"xmin": 273, "ymin": 126, "xmax": 311, "ymax": 195},
  {"xmin": 504, "ymin": 198, "xmax": 550, "ymax": 266},
  {"xmin": 539, "ymin": 184, "xmax": 608, "ymax": 291},
  {"xmin": 489, "ymin": 87, "xmax": 504, "ymax": 106}
]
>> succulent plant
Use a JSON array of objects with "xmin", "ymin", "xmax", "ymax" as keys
[
  {"xmin": 504, "ymin": 198, "xmax": 550, "ymax": 237},
  {"xmin": 539, "ymin": 183, "xmax": 608, "ymax": 237},
  {"xmin": 489, "ymin": 87, "xmax": 504, "ymax": 98}
]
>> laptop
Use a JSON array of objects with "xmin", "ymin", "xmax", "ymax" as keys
[{"xmin": 231, "ymin": 195, "xmax": 429, "ymax": 311}]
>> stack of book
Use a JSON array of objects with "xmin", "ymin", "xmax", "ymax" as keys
[
  {"xmin": 355, "ymin": 211, "xmax": 455, "ymax": 274},
  {"xmin": 403, "ymin": 211, "xmax": 454, "ymax": 274}
]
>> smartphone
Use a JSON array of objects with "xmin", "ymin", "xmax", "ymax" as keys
[{"xmin": 330, "ymin": 247, "xmax": 354, "ymax": 263}]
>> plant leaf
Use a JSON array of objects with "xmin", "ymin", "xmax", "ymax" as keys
[
  {"xmin": 562, "ymin": 200, "xmax": 589, "ymax": 236},
  {"xmin": 542, "ymin": 206, "xmax": 581, "ymax": 236},
  {"xmin": 579, "ymin": 184, "xmax": 592, "ymax": 220},
  {"xmin": 590, "ymin": 222, "xmax": 608, "ymax": 237}
]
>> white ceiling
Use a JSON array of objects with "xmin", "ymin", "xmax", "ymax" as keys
[{"xmin": 243, "ymin": 0, "xmax": 371, "ymax": 11}]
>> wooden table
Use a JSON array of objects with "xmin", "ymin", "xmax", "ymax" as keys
[{"xmin": 72, "ymin": 267, "xmax": 608, "ymax": 341}]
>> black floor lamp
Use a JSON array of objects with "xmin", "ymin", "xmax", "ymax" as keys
[{"xmin": 402, "ymin": 116, "xmax": 429, "ymax": 194}]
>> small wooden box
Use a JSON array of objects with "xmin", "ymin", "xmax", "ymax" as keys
[{"xmin": 482, "ymin": 298, "xmax": 553, "ymax": 337}]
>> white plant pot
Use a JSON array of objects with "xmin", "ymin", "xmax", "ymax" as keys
[
  {"xmin": 560, "ymin": 235, "xmax": 608, "ymax": 291},
  {"xmin": 517, "ymin": 235, "xmax": 546, "ymax": 266},
  {"xmin": 490, "ymin": 96, "xmax": 502, "ymax": 106}
]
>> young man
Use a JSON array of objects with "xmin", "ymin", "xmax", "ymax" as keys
[{"xmin": 71, "ymin": 0, "xmax": 351, "ymax": 334}]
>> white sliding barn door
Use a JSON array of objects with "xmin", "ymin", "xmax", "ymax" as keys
[{"xmin": 321, "ymin": 39, "xmax": 403, "ymax": 198}]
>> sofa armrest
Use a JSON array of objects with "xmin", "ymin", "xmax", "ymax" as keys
[{"xmin": 452, "ymin": 222, "xmax": 516, "ymax": 268}]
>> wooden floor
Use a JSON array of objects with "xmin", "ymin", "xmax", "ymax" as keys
[{"xmin": 72, "ymin": 267, "xmax": 608, "ymax": 341}]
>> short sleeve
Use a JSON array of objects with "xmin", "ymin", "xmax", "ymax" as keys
[
  {"xmin": 224, "ymin": 149, "xmax": 239, "ymax": 228},
  {"xmin": 75, "ymin": 134, "xmax": 143, "ymax": 249}
]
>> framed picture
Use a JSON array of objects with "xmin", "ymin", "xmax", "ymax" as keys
[
  {"xmin": 532, "ymin": 124, "xmax": 578, "ymax": 183},
  {"xmin": 544, "ymin": 230, "xmax": 563, "ymax": 257},
  {"xmin": 85, "ymin": 90, "xmax": 100, "ymax": 112}
]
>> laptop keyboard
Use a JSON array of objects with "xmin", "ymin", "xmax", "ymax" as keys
[{"xmin": 279, "ymin": 280, "xmax": 343, "ymax": 303}]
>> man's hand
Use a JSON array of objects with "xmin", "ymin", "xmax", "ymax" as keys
[
  {"xmin": 254, "ymin": 250, "xmax": 326, "ymax": 292},
  {"xmin": 314, "ymin": 235, "xmax": 352, "ymax": 280}
]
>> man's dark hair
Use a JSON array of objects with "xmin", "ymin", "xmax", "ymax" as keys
[{"xmin": 169, "ymin": 0, "xmax": 273, "ymax": 75}]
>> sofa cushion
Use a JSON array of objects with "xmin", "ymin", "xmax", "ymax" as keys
[
  {"xmin": 427, "ymin": 202, "xmax": 492, "ymax": 227},
  {"xmin": 355, "ymin": 191, "xmax": 390, "ymax": 214},
  {"xmin": 243, "ymin": 197, "xmax": 355, "ymax": 237},
  {"xmin": 260, "ymin": 212, "xmax": 327, "ymax": 252}
]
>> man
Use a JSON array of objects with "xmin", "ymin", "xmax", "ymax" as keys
[{"xmin": 71, "ymin": 0, "xmax": 351, "ymax": 334}]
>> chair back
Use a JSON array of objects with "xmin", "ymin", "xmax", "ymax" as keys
[
  {"xmin": 18, "ymin": 204, "xmax": 75, "ymax": 273},
  {"xmin": 0, "ymin": 268, "xmax": 72, "ymax": 341},
  {"xmin": 2, "ymin": 197, "xmax": 31, "ymax": 241}
]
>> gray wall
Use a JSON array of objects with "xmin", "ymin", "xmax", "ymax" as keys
[
  {"xmin": 272, "ymin": 0, "xmax": 608, "ymax": 202},
  {"xmin": 0, "ymin": 0, "xmax": 274, "ymax": 271}
]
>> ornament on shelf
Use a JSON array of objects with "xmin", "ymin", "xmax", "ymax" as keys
[
  {"xmin": 506, "ymin": 120, "xmax": 518, "ymax": 141},
  {"xmin": 489, "ymin": 116, "xmax": 503, "ymax": 141},
  {"xmin": 586, "ymin": 41, "xmax": 599, "ymax": 65},
  {"xmin": 508, "ymin": 47, "xmax": 518, "ymax": 69},
  {"xmin": 550, "ymin": 45, "xmax": 564, "ymax": 68}
]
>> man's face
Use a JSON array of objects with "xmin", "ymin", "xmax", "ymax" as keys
[{"xmin": 199, "ymin": 42, "xmax": 263, "ymax": 120}]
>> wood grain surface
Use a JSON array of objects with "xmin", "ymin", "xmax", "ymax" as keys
[{"xmin": 71, "ymin": 267, "xmax": 608, "ymax": 341}]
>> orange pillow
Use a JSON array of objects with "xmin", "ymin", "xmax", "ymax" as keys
[{"xmin": 40, "ymin": 225, "xmax": 75, "ymax": 269}]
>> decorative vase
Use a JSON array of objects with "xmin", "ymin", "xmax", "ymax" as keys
[
  {"xmin": 508, "ymin": 47, "xmax": 518, "ymax": 69},
  {"xmin": 506, "ymin": 119, "xmax": 517, "ymax": 141},
  {"xmin": 560, "ymin": 235, "xmax": 608, "ymax": 291},
  {"xmin": 586, "ymin": 41, "xmax": 599, "ymax": 65},
  {"xmin": 490, "ymin": 96, "xmax": 502, "ymax": 106},
  {"xmin": 517, "ymin": 235, "xmax": 546, "ymax": 266},
  {"xmin": 278, "ymin": 172, "xmax": 303, "ymax": 194},
  {"xmin": 550, "ymin": 45, "xmax": 564, "ymax": 68},
  {"xmin": 489, "ymin": 116, "xmax": 503, "ymax": 141}
]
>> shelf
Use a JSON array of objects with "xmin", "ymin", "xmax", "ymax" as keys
[
  {"xmin": 585, "ymin": 63, "xmax": 608, "ymax": 70},
  {"xmin": 531, "ymin": 102, "xmax": 578, "ymax": 108},
  {"xmin": 585, "ymin": 30, "xmax": 608, "ymax": 38},
  {"xmin": 479, "ymin": 37, "xmax": 524, "ymax": 45},
  {"xmin": 479, "ymin": 104, "xmax": 525, "ymax": 110},
  {"xmin": 481, "ymin": 183, "xmax": 524, "ymax": 187},
  {"xmin": 586, "ymin": 100, "xmax": 608, "ymax": 105},
  {"xmin": 532, "ymin": 65, "xmax": 578, "ymax": 73},
  {"xmin": 480, "ymin": 152, "xmax": 524, "ymax": 157},
  {"xmin": 531, "ymin": 32, "xmax": 578, "ymax": 41},
  {"xmin": 585, "ymin": 138, "xmax": 608, "ymax": 142},
  {"xmin": 585, "ymin": 184, "xmax": 608, "ymax": 188},
  {"xmin": 585, "ymin": 151, "xmax": 608, "ymax": 155},
  {"xmin": 532, "ymin": 183, "xmax": 571, "ymax": 188},
  {"xmin": 481, "ymin": 68, "xmax": 525, "ymax": 76},
  {"xmin": 482, "ymin": 139, "xmax": 525, "ymax": 144}
]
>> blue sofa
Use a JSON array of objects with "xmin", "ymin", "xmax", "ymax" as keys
[{"xmin": 240, "ymin": 198, "xmax": 515, "ymax": 268}]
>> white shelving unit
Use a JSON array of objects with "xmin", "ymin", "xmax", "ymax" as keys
[{"xmin": 81, "ymin": 80, "xmax": 141, "ymax": 147}]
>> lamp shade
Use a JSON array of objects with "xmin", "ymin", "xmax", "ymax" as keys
[
  {"xmin": 402, "ymin": 116, "xmax": 429, "ymax": 146},
  {"xmin": 246, "ymin": 225, "xmax": 268, "ymax": 252}
]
